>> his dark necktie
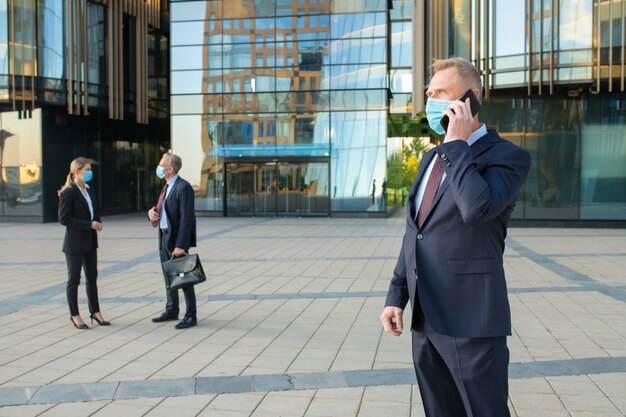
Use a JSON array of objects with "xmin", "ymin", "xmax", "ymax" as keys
[
  {"xmin": 151, "ymin": 183, "xmax": 169, "ymax": 228},
  {"xmin": 417, "ymin": 158, "xmax": 445, "ymax": 228}
]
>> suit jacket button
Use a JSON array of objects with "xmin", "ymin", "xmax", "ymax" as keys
[
  {"xmin": 445, "ymin": 162, "xmax": 451, "ymax": 167},
  {"xmin": 440, "ymin": 153, "xmax": 447, "ymax": 160},
  {"xmin": 417, "ymin": 234, "xmax": 423, "ymax": 240},
  {"xmin": 413, "ymin": 268, "xmax": 417, "ymax": 274}
]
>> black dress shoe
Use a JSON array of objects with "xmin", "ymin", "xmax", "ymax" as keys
[
  {"xmin": 152, "ymin": 314, "xmax": 179, "ymax": 323},
  {"xmin": 70, "ymin": 317, "xmax": 89, "ymax": 330},
  {"xmin": 175, "ymin": 317, "xmax": 197, "ymax": 329}
]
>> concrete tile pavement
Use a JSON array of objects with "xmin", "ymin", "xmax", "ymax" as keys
[{"xmin": 0, "ymin": 212, "xmax": 625, "ymax": 416}]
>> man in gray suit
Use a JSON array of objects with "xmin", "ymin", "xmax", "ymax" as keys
[
  {"xmin": 380, "ymin": 58, "xmax": 531, "ymax": 417},
  {"xmin": 148, "ymin": 153, "xmax": 198, "ymax": 329}
]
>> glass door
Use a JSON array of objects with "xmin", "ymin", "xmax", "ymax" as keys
[
  {"xmin": 225, "ymin": 163, "xmax": 254, "ymax": 216},
  {"xmin": 254, "ymin": 163, "xmax": 278, "ymax": 215},
  {"xmin": 225, "ymin": 161, "xmax": 329, "ymax": 216}
]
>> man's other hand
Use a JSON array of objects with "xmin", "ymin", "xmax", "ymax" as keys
[
  {"xmin": 148, "ymin": 206, "xmax": 159, "ymax": 222},
  {"xmin": 380, "ymin": 306, "xmax": 404, "ymax": 336}
]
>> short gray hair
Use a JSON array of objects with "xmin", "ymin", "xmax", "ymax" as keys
[{"xmin": 163, "ymin": 153, "xmax": 182, "ymax": 172}]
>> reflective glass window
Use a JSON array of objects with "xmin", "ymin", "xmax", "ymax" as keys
[
  {"xmin": 390, "ymin": 0, "xmax": 412, "ymax": 19},
  {"xmin": 331, "ymin": 0, "xmax": 386, "ymax": 13},
  {"xmin": 171, "ymin": 1, "xmax": 208, "ymax": 21},
  {"xmin": 329, "ymin": 38, "xmax": 386, "ymax": 65},
  {"xmin": 171, "ymin": 21, "xmax": 207, "ymax": 45},
  {"xmin": 447, "ymin": 0, "xmax": 470, "ymax": 58},
  {"xmin": 581, "ymin": 96, "xmax": 626, "ymax": 220},
  {"xmin": 559, "ymin": 0, "xmax": 592, "ymax": 50},
  {"xmin": 172, "ymin": 70, "xmax": 205, "ymax": 94},
  {"xmin": 87, "ymin": 3, "xmax": 105, "ymax": 90},
  {"xmin": 330, "ymin": 111, "xmax": 386, "ymax": 211},
  {"xmin": 330, "ymin": 64, "xmax": 386, "ymax": 89},
  {"xmin": 171, "ymin": 94, "xmax": 204, "ymax": 114},
  {"xmin": 0, "ymin": 0, "xmax": 7, "ymax": 82},
  {"xmin": 330, "ymin": 89, "xmax": 386, "ymax": 111},
  {"xmin": 390, "ymin": 69, "xmax": 412, "ymax": 92},
  {"xmin": 171, "ymin": 46, "xmax": 205, "ymax": 70},
  {"xmin": 172, "ymin": 114, "xmax": 223, "ymax": 212},
  {"xmin": 10, "ymin": 0, "xmax": 36, "ymax": 76},
  {"xmin": 0, "ymin": 110, "xmax": 43, "ymax": 217},
  {"xmin": 391, "ymin": 21, "xmax": 411, "ymax": 67},
  {"xmin": 37, "ymin": 0, "xmax": 63, "ymax": 80},
  {"xmin": 494, "ymin": 0, "xmax": 525, "ymax": 58},
  {"xmin": 222, "ymin": 43, "xmax": 255, "ymax": 68},
  {"xmin": 331, "ymin": 13, "xmax": 386, "ymax": 39}
]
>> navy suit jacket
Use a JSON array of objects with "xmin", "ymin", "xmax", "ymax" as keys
[
  {"xmin": 385, "ymin": 129, "xmax": 531, "ymax": 338},
  {"xmin": 59, "ymin": 184, "xmax": 101, "ymax": 254},
  {"xmin": 162, "ymin": 176, "xmax": 197, "ymax": 252}
]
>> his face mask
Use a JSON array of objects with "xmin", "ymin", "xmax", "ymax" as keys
[
  {"xmin": 425, "ymin": 97, "xmax": 452, "ymax": 136},
  {"xmin": 82, "ymin": 170, "xmax": 93, "ymax": 182},
  {"xmin": 156, "ymin": 165, "xmax": 166, "ymax": 179}
]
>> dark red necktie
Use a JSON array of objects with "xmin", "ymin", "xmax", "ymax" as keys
[
  {"xmin": 417, "ymin": 158, "xmax": 445, "ymax": 228},
  {"xmin": 151, "ymin": 183, "xmax": 169, "ymax": 228}
]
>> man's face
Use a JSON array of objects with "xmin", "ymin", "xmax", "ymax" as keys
[
  {"xmin": 159, "ymin": 157, "xmax": 173, "ymax": 177},
  {"xmin": 425, "ymin": 67, "xmax": 466, "ymax": 101}
]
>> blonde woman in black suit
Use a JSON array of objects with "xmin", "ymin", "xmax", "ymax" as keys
[{"xmin": 58, "ymin": 157, "xmax": 110, "ymax": 329}]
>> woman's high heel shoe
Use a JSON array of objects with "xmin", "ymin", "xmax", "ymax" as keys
[
  {"xmin": 90, "ymin": 314, "xmax": 111, "ymax": 326},
  {"xmin": 71, "ymin": 317, "xmax": 89, "ymax": 330}
]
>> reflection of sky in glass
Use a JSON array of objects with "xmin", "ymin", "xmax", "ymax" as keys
[
  {"xmin": 559, "ymin": 0, "xmax": 592, "ymax": 50},
  {"xmin": 171, "ymin": 21, "xmax": 206, "ymax": 45},
  {"xmin": 170, "ymin": 1, "xmax": 207, "ymax": 21},
  {"xmin": 39, "ymin": 0, "xmax": 64, "ymax": 79},
  {"xmin": 0, "ymin": 0, "xmax": 7, "ymax": 75},
  {"xmin": 391, "ymin": 21, "xmax": 411, "ymax": 67},
  {"xmin": 331, "ymin": 111, "xmax": 386, "ymax": 197},
  {"xmin": 494, "ymin": 0, "xmax": 525, "ymax": 56},
  {"xmin": 170, "ymin": 1, "xmax": 391, "ymax": 206}
]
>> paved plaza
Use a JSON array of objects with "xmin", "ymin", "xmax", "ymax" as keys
[{"xmin": 0, "ymin": 211, "xmax": 625, "ymax": 417}]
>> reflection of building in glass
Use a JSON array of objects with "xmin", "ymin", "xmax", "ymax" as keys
[
  {"xmin": 1, "ymin": 0, "xmax": 169, "ymax": 221},
  {"xmin": 424, "ymin": 0, "xmax": 626, "ymax": 222},
  {"xmin": 171, "ymin": 0, "xmax": 626, "ymax": 222},
  {"xmin": 2, "ymin": 0, "xmax": 624, "ymax": 222},
  {"xmin": 172, "ymin": 0, "xmax": 388, "ymax": 216}
]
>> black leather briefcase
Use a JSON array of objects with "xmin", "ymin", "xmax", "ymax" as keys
[{"xmin": 161, "ymin": 254, "xmax": 206, "ymax": 291}]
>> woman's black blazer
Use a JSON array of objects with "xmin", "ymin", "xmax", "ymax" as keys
[{"xmin": 58, "ymin": 184, "xmax": 101, "ymax": 254}]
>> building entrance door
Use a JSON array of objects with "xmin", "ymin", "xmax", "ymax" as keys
[{"xmin": 225, "ymin": 161, "xmax": 329, "ymax": 216}]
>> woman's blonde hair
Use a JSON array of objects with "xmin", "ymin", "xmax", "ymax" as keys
[{"xmin": 57, "ymin": 157, "xmax": 94, "ymax": 197}]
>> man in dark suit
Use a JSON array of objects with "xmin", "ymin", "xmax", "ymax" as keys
[
  {"xmin": 380, "ymin": 57, "xmax": 531, "ymax": 417},
  {"xmin": 148, "ymin": 153, "xmax": 198, "ymax": 329}
]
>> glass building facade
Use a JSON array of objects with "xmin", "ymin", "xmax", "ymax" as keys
[
  {"xmin": 435, "ymin": 0, "xmax": 626, "ymax": 222},
  {"xmin": 171, "ymin": 0, "xmax": 390, "ymax": 216},
  {"xmin": 3, "ymin": 0, "xmax": 624, "ymax": 223},
  {"xmin": 0, "ymin": 0, "xmax": 170, "ymax": 222}
]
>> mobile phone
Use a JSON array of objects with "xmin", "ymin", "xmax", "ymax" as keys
[{"xmin": 440, "ymin": 89, "xmax": 482, "ymax": 132}]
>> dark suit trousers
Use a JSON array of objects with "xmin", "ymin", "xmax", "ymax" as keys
[
  {"xmin": 159, "ymin": 229, "xmax": 197, "ymax": 319},
  {"xmin": 412, "ymin": 302, "xmax": 510, "ymax": 417},
  {"xmin": 65, "ymin": 248, "xmax": 99, "ymax": 316}
]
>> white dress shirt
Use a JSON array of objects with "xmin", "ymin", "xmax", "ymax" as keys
[
  {"xmin": 79, "ymin": 185, "xmax": 94, "ymax": 220},
  {"xmin": 160, "ymin": 174, "xmax": 179, "ymax": 230}
]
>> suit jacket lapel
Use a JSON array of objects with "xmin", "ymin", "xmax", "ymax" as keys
[
  {"xmin": 73, "ymin": 184, "xmax": 90, "ymax": 214},
  {"xmin": 421, "ymin": 130, "xmax": 500, "ymax": 227}
]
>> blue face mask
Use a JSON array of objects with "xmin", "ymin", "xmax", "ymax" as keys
[
  {"xmin": 156, "ymin": 165, "xmax": 166, "ymax": 179},
  {"xmin": 425, "ymin": 97, "xmax": 452, "ymax": 136},
  {"xmin": 83, "ymin": 170, "xmax": 93, "ymax": 182}
]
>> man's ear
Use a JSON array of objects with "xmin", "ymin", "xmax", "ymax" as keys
[{"xmin": 473, "ymin": 88, "xmax": 482, "ymax": 103}]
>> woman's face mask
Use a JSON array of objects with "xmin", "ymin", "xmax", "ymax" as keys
[{"xmin": 82, "ymin": 170, "xmax": 93, "ymax": 182}]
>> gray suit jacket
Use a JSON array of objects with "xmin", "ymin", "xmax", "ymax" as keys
[{"xmin": 385, "ymin": 129, "xmax": 531, "ymax": 338}]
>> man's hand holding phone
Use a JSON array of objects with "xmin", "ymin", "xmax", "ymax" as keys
[{"xmin": 441, "ymin": 89, "xmax": 481, "ymax": 142}]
